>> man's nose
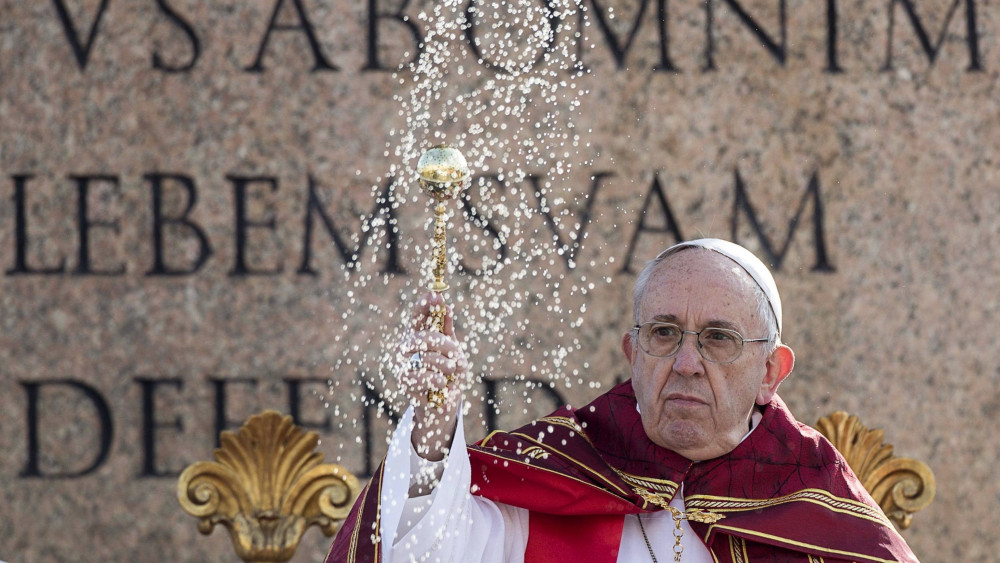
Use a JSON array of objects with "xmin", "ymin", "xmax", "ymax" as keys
[{"xmin": 672, "ymin": 333, "xmax": 704, "ymax": 376}]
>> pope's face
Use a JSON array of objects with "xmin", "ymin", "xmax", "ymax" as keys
[{"xmin": 623, "ymin": 249, "xmax": 793, "ymax": 461}]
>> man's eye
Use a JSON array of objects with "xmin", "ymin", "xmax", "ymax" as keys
[
  {"xmin": 651, "ymin": 325, "xmax": 680, "ymax": 338},
  {"xmin": 703, "ymin": 329, "xmax": 737, "ymax": 342}
]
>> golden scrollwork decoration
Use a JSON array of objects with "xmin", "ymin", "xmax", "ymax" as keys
[
  {"xmin": 177, "ymin": 410, "xmax": 361, "ymax": 562},
  {"xmin": 815, "ymin": 411, "xmax": 936, "ymax": 530}
]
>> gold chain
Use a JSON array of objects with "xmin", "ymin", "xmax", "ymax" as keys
[{"xmin": 667, "ymin": 507, "xmax": 685, "ymax": 562}]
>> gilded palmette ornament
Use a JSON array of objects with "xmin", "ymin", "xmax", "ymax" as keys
[{"xmin": 177, "ymin": 411, "xmax": 360, "ymax": 562}]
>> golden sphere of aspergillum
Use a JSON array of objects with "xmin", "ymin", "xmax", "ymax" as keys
[{"xmin": 417, "ymin": 144, "xmax": 470, "ymax": 200}]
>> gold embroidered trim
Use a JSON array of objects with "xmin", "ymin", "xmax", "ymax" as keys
[
  {"xmin": 344, "ymin": 465, "xmax": 385, "ymax": 563},
  {"xmin": 507, "ymin": 431, "xmax": 633, "ymax": 497},
  {"xmin": 631, "ymin": 485, "xmax": 726, "ymax": 526},
  {"xmin": 373, "ymin": 468, "xmax": 383, "ymax": 562},
  {"xmin": 535, "ymin": 415, "xmax": 603, "ymax": 452},
  {"xmin": 612, "ymin": 467, "xmax": 680, "ymax": 496},
  {"xmin": 536, "ymin": 417, "xmax": 683, "ymax": 500},
  {"xmin": 709, "ymin": 524, "xmax": 898, "ymax": 563},
  {"xmin": 807, "ymin": 555, "xmax": 826, "ymax": 563},
  {"xmin": 729, "ymin": 535, "xmax": 748, "ymax": 563},
  {"xmin": 631, "ymin": 486, "xmax": 672, "ymax": 510},
  {"xmin": 538, "ymin": 415, "xmax": 585, "ymax": 434},
  {"xmin": 346, "ymin": 477, "xmax": 372, "ymax": 562},
  {"xmin": 511, "ymin": 416, "xmax": 689, "ymax": 508},
  {"xmin": 686, "ymin": 488, "xmax": 892, "ymax": 528},
  {"xmin": 480, "ymin": 430, "xmax": 504, "ymax": 444},
  {"xmin": 475, "ymin": 441, "xmax": 632, "ymax": 500},
  {"xmin": 522, "ymin": 446, "xmax": 550, "ymax": 460}
]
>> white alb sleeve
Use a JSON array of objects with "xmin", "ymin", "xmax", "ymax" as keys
[{"xmin": 378, "ymin": 406, "xmax": 529, "ymax": 563}]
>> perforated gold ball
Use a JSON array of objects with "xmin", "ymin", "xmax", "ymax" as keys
[{"xmin": 417, "ymin": 144, "xmax": 470, "ymax": 199}]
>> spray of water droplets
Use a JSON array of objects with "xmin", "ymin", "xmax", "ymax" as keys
[{"xmin": 326, "ymin": 0, "xmax": 610, "ymax": 439}]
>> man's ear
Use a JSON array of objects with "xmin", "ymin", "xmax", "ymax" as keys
[
  {"xmin": 756, "ymin": 344, "xmax": 794, "ymax": 405},
  {"xmin": 621, "ymin": 331, "xmax": 637, "ymax": 367}
]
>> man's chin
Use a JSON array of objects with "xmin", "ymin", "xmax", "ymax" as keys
[{"xmin": 652, "ymin": 419, "xmax": 711, "ymax": 455}]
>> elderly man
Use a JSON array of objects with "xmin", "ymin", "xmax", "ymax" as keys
[{"xmin": 327, "ymin": 239, "xmax": 918, "ymax": 562}]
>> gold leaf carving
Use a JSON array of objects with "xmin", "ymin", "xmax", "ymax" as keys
[
  {"xmin": 815, "ymin": 411, "xmax": 936, "ymax": 529},
  {"xmin": 178, "ymin": 410, "xmax": 360, "ymax": 562}
]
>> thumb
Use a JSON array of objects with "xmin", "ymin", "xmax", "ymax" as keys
[{"xmin": 411, "ymin": 291, "xmax": 443, "ymax": 330}]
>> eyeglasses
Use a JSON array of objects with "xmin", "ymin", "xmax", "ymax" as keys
[{"xmin": 631, "ymin": 322, "xmax": 771, "ymax": 364}]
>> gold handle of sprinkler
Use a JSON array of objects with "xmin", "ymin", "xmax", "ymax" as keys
[{"xmin": 416, "ymin": 145, "xmax": 470, "ymax": 333}]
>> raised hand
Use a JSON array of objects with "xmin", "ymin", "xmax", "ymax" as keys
[{"xmin": 398, "ymin": 291, "xmax": 470, "ymax": 461}]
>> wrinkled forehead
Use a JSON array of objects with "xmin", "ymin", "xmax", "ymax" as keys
[{"xmin": 640, "ymin": 249, "xmax": 762, "ymax": 323}]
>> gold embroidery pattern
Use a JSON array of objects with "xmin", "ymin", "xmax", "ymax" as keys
[
  {"xmin": 612, "ymin": 467, "xmax": 679, "ymax": 496},
  {"xmin": 373, "ymin": 470, "xmax": 383, "ymax": 562},
  {"xmin": 524, "ymin": 415, "xmax": 683, "ymax": 505},
  {"xmin": 685, "ymin": 508, "xmax": 726, "ymax": 524},
  {"xmin": 710, "ymin": 524, "xmax": 899, "ymax": 563},
  {"xmin": 522, "ymin": 446, "xmax": 550, "ymax": 460},
  {"xmin": 538, "ymin": 415, "xmax": 585, "ymax": 434},
  {"xmin": 686, "ymin": 488, "xmax": 892, "ymax": 528},
  {"xmin": 631, "ymin": 486, "xmax": 726, "ymax": 521},
  {"xmin": 632, "ymin": 486, "xmax": 672, "ymax": 510},
  {"xmin": 729, "ymin": 535, "xmax": 748, "ymax": 563},
  {"xmin": 346, "ymin": 480, "xmax": 370, "ymax": 562},
  {"xmin": 487, "ymin": 418, "xmax": 680, "ymax": 507},
  {"xmin": 345, "ymin": 465, "xmax": 383, "ymax": 563},
  {"xmin": 807, "ymin": 555, "xmax": 826, "ymax": 563},
  {"xmin": 481, "ymin": 434, "xmax": 632, "ymax": 498}
]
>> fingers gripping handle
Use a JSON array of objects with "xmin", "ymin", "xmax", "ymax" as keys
[{"xmin": 428, "ymin": 300, "xmax": 447, "ymax": 333}]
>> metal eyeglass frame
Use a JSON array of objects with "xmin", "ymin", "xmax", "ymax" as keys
[{"xmin": 631, "ymin": 322, "xmax": 771, "ymax": 364}]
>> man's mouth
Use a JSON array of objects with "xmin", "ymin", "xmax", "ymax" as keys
[{"xmin": 665, "ymin": 393, "xmax": 707, "ymax": 406}]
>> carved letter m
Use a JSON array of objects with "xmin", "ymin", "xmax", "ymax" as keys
[{"xmin": 730, "ymin": 169, "xmax": 834, "ymax": 272}]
